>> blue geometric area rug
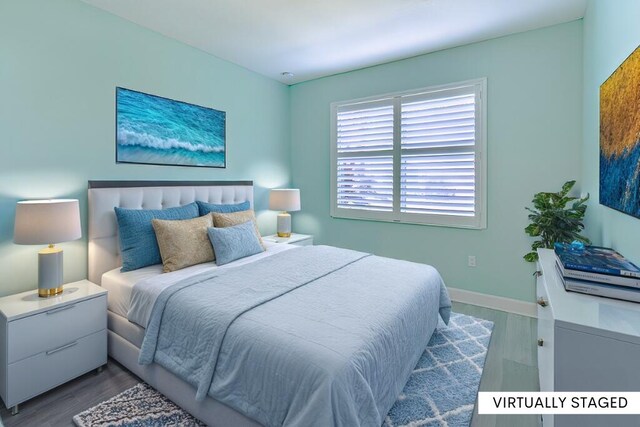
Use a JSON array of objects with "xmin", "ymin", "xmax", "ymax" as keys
[
  {"xmin": 385, "ymin": 312, "xmax": 494, "ymax": 427},
  {"xmin": 73, "ymin": 312, "xmax": 492, "ymax": 427}
]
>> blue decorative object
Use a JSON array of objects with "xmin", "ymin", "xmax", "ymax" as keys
[
  {"xmin": 385, "ymin": 312, "xmax": 493, "ymax": 427},
  {"xmin": 554, "ymin": 240, "xmax": 585, "ymax": 252},
  {"xmin": 207, "ymin": 221, "xmax": 264, "ymax": 265},
  {"xmin": 116, "ymin": 87, "xmax": 226, "ymax": 168},
  {"xmin": 569, "ymin": 240, "xmax": 585, "ymax": 251},
  {"xmin": 115, "ymin": 203, "xmax": 199, "ymax": 271},
  {"xmin": 196, "ymin": 200, "xmax": 250, "ymax": 216}
]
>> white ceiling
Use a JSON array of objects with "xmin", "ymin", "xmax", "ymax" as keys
[{"xmin": 81, "ymin": 0, "xmax": 587, "ymax": 85}]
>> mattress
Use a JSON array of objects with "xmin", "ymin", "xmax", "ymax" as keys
[
  {"xmin": 108, "ymin": 309, "xmax": 145, "ymax": 348},
  {"xmin": 101, "ymin": 241, "xmax": 295, "ymax": 319}
]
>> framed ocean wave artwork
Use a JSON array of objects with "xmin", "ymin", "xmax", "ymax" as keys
[
  {"xmin": 600, "ymin": 45, "xmax": 640, "ymax": 218},
  {"xmin": 116, "ymin": 87, "xmax": 226, "ymax": 168}
]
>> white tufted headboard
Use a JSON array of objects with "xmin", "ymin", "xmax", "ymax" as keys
[{"xmin": 87, "ymin": 180, "xmax": 254, "ymax": 285}]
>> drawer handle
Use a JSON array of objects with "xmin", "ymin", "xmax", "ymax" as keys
[
  {"xmin": 537, "ymin": 297, "xmax": 548, "ymax": 307},
  {"xmin": 46, "ymin": 341, "xmax": 78, "ymax": 356},
  {"xmin": 46, "ymin": 304, "xmax": 76, "ymax": 315},
  {"xmin": 538, "ymin": 338, "xmax": 544, "ymax": 347}
]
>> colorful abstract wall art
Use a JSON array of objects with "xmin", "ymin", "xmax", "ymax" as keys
[
  {"xmin": 116, "ymin": 87, "xmax": 226, "ymax": 168},
  {"xmin": 600, "ymin": 45, "xmax": 640, "ymax": 217}
]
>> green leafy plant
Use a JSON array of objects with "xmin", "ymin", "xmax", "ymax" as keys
[{"xmin": 523, "ymin": 180, "xmax": 590, "ymax": 262}]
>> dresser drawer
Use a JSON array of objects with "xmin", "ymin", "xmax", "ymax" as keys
[
  {"xmin": 5, "ymin": 329, "xmax": 106, "ymax": 407},
  {"xmin": 7, "ymin": 295, "xmax": 106, "ymax": 363},
  {"xmin": 536, "ymin": 266, "xmax": 555, "ymax": 395}
]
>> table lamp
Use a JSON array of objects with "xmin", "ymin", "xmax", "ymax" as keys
[
  {"xmin": 269, "ymin": 189, "xmax": 301, "ymax": 238},
  {"xmin": 14, "ymin": 199, "xmax": 82, "ymax": 297}
]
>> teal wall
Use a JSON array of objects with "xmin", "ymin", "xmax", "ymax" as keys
[
  {"xmin": 290, "ymin": 22, "xmax": 584, "ymax": 302},
  {"xmin": 0, "ymin": 1, "xmax": 594, "ymax": 304},
  {"xmin": 0, "ymin": 0, "xmax": 290, "ymax": 296},
  {"xmin": 582, "ymin": 0, "xmax": 640, "ymax": 262}
]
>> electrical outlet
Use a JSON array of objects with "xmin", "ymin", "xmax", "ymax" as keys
[{"xmin": 468, "ymin": 255, "xmax": 476, "ymax": 267}]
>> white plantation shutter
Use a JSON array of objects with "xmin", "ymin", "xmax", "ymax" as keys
[
  {"xmin": 337, "ymin": 156, "xmax": 393, "ymax": 212},
  {"xmin": 400, "ymin": 90, "xmax": 477, "ymax": 219},
  {"xmin": 400, "ymin": 93, "xmax": 476, "ymax": 150},
  {"xmin": 337, "ymin": 102, "xmax": 394, "ymax": 153},
  {"xmin": 335, "ymin": 100, "xmax": 395, "ymax": 214},
  {"xmin": 400, "ymin": 152, "xmax": 476, "ymax": 216},
  {"xmin": 331, "ymin": 79, "xmax": 486, "ymax": 228}
]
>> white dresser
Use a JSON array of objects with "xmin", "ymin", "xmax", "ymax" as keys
[
  {"xmin": 537, "ymin": 249, "xmax": 640, "ymax": 427},
  {"xmin": 0, "ymin": 280, "xmax": 107, "ymax": 414}
]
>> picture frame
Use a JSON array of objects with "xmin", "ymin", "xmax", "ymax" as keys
[
  {"xmin": 599, "ymin": 45, "xmax": 640, "ymax": 218},
  {"xmin": 116, "ymin": 87, "xmax": 226, "ymax": 168}
]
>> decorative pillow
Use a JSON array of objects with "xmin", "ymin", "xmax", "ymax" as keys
[
  {"xmin": 211, "ymin": 210, "xmax": 265, "ymax": 249},
  {"xmin": 114, "ymin": 202, "xmax": 199, "ymax": 272},
  {"xmin": 152, "ymin": 214, "xmax": 215, "ymax": 272},
  {"xmin": 207, "ymin": 221, "xmax": 264, "ymax": 266},
  {"xmin": 196, "ymin": 200, "xmax": 250, "ymax": 216}
]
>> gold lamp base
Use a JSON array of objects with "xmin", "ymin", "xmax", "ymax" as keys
[{"xmin": 38, "ymin": 286, "xmax": 64, "ymax": 298}]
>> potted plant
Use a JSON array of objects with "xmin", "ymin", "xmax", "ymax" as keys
[{"xmin": 523, "ymin": 180, "xmax": 590, "ymax": 262}]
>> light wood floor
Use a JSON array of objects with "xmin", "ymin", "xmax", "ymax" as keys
[
  {"xmin": 454, "ymin": 302, "xmax": 541, "ymax": 427},
  {"xmin": 0, "ymin": 302, "xmax": 539, "ymax": 427},
  {"xmin": 0, "ymin": 360, "xmax": 138, "ymax": 427}
]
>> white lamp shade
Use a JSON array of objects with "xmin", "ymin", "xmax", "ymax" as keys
[
  {"xmin": 269, "ymin": 189, "xmax": 301, "ymax": 212},
  {"xmin": 14, "ymin": 199, "xmax": 82, "ymax": 245}
]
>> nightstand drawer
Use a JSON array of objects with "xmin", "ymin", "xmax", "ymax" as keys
[
  {"xmin": 291, "ymin": 238, "xmax": 312, "ymax": 246},
  {"xmin": 263, "ymin": 233, "xmax": 313, "ymax": 246},
  {"xmin": 7, "ymin": 294, "xmax": 107, "ymax": 363},
  {"xmin": 6, "ymin": 329, "xmax": 106, "ymax": 407}
]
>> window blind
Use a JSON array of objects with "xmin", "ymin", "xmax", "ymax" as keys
[
  {"xmin": 400, "ymin": 152, "xmax": 475, "ymax": 216},
  {"xmin": 400, "ymin": 93, "xmax": 476, "ymax": 217},
  {"xmin": 400, "ymin": 94, "xmax": 476, "ymax": 150},
  {"xmin": 337, "ymin": 156, "xmax": 393, "ymax": 212},
  {"xmin": 335, "ymin": 101, "xmax": 394, "ymax": 213},
  {"xmin": 337, "ymin": 104, "xmax": 394, "ymax": 153},
  {"xmin": 331, "ymin": 79, "xmax": 486, "ymax": 228}
]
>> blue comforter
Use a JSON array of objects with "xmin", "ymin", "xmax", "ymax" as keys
[{"xmin": 138, "ymin": 245, "xmax": 451, "ymax": 426}]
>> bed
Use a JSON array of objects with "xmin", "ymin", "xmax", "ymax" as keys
[{"xmin": 88, "ymin": 180, "xmax": 451, "ymax": 427}]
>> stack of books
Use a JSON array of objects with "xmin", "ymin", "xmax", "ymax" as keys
[{"xmin": 554, "ymin": 244, "xmax": 640, "ymax": 303}]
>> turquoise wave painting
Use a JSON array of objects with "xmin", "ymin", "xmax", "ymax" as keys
[{"xmin": 116, "ymin": 87, "xmax": 225, "ymax": 168}]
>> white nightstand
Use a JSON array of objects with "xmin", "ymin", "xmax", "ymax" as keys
[
  {"xmin": 263, "ymin": 233, "xmax": 313, "ymax": 246},
  {"xmin": 0, "ymin": 280, "xmax": 107, "ymax": 415}
]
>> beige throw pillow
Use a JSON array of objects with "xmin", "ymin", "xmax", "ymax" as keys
[
  {"xmin": 152, "ymin": 214, "xmax": 215, "ymax": 272},
  {"xmin": 211, "ymin": 210, "xmax": 266, "ymax": 249}
]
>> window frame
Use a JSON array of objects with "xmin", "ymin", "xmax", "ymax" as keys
[{"xmin": 330, "ymin": 78, "xmax": 487, "ymax": 229}]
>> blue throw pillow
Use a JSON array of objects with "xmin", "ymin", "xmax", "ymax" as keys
[
  {"xmin": 115, "ymin": 202, "xmax": 199, "ymax": 271},
  {"xmin": 197, "ymin": 200, "xmax": 250, "ymax": 216},
  {"xmin": 207, "ymin": 221, "xmax": 264, "ymax": 266}
]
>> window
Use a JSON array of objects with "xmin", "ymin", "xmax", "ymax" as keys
[{"xmin": 330, "ymin": 78, "xmax": 486, "ymax": 229}]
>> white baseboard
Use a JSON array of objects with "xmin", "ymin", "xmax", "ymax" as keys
[{"xmin": 447, "ymin": 287, "xmax": 537, "ymax": 318}]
